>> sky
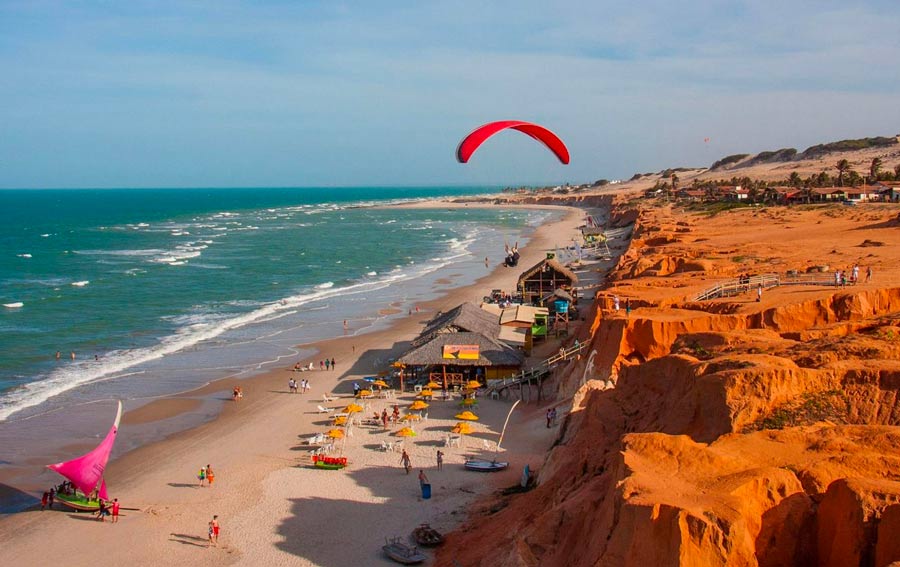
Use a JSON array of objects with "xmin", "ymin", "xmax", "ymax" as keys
[{"xmin": 1, "ymin": 0, "xmax": 899, "ymax": 189}]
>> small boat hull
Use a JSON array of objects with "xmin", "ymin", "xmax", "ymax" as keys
[
  {"xmin": 55, "ymin": 492, "xmax": 101, "ymax": 512},
  {"xmin": 464, "ymin": 459, "xmax": 509, "ymax": 472},
  {"xmin": 313, "ymin": 455, "xmax": 347, "ymax": 470},
  {"xmin": 383, "ymin": 541, "xmax": 426, "ymax": 565}
]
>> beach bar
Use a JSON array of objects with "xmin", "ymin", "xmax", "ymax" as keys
[{"xmin": 397, "ymin": 331, "xmax": 524, "ymax": 388}]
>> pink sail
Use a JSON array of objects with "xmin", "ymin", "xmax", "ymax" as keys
[{"xmin": 48, "ymin": 401, "xmax": 122, "ymax": 498}]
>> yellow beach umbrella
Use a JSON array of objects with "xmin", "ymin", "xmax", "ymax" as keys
[
  {"xmin": 465, "ymin": 380, "xmax": 482, "ymax": 390},
  {"xmin": 455, "ymin": 411, "xmax": 479, "ymax": 421},
  {"xmin": 372, "ymin": 380, "xmax": 389, "ymax": 388},
  {"xmin": 401, "ymin": 413, "xmax": 422, "ymax": 422},
  {"xmin": 356, "ymin": 389, "xmax": 372, "ymax": 398},
  {"xmin": 409, "ymin": 400, "xmax": 429, "ymax": 411},
  {"xmin": 395, "ymin": 427, "xmax": 417, "ymax": 437},
  {"xmin": 452, "ymin": 422, "xmax": 474, "ymax": 435},
  {"xmin": 418, "ymin": 389, "xmax": 434, "ymax": 398},
  {"xmin": 333, "ymin": 415, "xmax": 347, "ymax": 426},
  {"xmin": 425, "ymin": 381, "xmax": 440, "ymax": 389},
  {"xmin": 343, "ymin": 403, "xmax": 363, "ymax": 414},
  {"xmin": 460, "ymin": 398, "xmax": 478, "ymax": 406},
  {"xmin": 326, "ymin": 429, "xmax": 345, "ymax": 439}
]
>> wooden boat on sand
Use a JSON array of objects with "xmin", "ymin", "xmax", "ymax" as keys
[
  {"xmin": 312, "ymin": 455, "xmax": 347, "ymax": 470},
  {"xmin": 383, "ymin": 537, "xmax": 426, "ymax": 564},
  {"xmin": 412, "ymin": 523, "xmax": 444, "ymax": 547},
  {"xmin": 464, "ymin": 459, "xmax": 509, "ymax": 472}
]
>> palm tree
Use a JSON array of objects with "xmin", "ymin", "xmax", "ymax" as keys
[
  {"xmin": 835, "ymin": 159, "xmax": 850, "ymax": 187},
  {"xmin": 869, "ymin": 157, "xmax": 882, "ymax": 183},
  {"xmin": 788, "ymin": 172, "xmax": 802, "ymax": 187}
]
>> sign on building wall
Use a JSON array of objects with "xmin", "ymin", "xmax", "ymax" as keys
[{"xmin": 442, "ymin": 345, "xmax": 480, "ymax": 360}]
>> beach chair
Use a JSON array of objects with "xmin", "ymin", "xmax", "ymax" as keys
[
  {"xmin": 393, "ymin": 439, "xmax": 404, "ymax": 452},
  {"xmin": 317, "ymin": 405, "xmax": 334, "ymax": 414},
  {"xmin": 323, "ymin": 394, "xmax": 336, "ymax": 403},
  {"xmin": 380, "ymin": 440, "xmax": 394, "ymax": 452}
]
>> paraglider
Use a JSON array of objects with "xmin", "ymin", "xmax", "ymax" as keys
[{"xmin": 456, "ymin": 120, "xmax": 569, "ymax": 164}]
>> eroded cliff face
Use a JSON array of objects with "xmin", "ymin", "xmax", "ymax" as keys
[{"xmin": 436, "ymin": 203, "xmax": 900, "ymax": 567}]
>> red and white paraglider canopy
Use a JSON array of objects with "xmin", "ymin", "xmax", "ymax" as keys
[{"xmin": 456, "ymin": 120, "xmax": 570, "ymax": 164}]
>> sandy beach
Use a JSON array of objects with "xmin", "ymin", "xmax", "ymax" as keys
[{"xmin": 0, "ymin": 202, "xmax": 589, "ymax": 566}]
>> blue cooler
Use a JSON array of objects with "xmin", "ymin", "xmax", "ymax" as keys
[{"xmin": 421, "ymin": 483, "xmax": 431, "ymax": 499}]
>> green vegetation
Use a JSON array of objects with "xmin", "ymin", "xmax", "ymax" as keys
[
  {"xmin": 748, "ymin": 390, "xmax": 849, "ymax": 431},
  {"xmin": 748, "ymin": 148, "xmax": 797, "ymax": 165},
  {"xmin": 710, "ymin": 154, "xmax": 750, "ymax": 170},
  {"xmin": 799, "ymin": 136, "xmax": 898, "ymax": 159}
]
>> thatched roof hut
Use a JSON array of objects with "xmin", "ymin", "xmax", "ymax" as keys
[
  {"xmin": 517, "ymin": 258, "xmax": 578, "ymax": 302},
  {"xmin": 399, "ymin": 331, "xmax": 524, "ymax": 367},
  {"xmin": 412, "ymin": 302, "xmax": 500, "ymax": 348}
]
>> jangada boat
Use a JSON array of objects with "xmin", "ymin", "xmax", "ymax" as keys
[
  {"xmin": 312, "ymin": 455, "xmax": 348, "ymax": 470},
  {"xmin": 47, "ymin": 401, "xmax": 122, "ymax": 512},
  {"xmin": 383, "ymin": 537, "xmax": 426, "ymax": 565},
  {"xmin": 412, "ymin": 523, "xmax": 444, "ymax": 547},
  {"xmin": 464, "ymin": 399, "xmax": 518, "ymax": 473}
]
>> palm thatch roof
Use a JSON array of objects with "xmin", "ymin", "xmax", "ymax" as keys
[
  {"xmin": 412, "ymin": 302, "xmax": 501, "ymax": 348},
  {"xmin": 517, "ymin": 258, "xmax": 579, "ymax": 288},
  {"xmin": 581, "ymin": 226, "xmax": 605, "ymax": 237},
  {"xmin": 541, "ymin": 288, "xmax": 574, "ymax": 304},
  {"xmin": 399, "ymin": 331, "xmax": 525, "ymax": 367}
]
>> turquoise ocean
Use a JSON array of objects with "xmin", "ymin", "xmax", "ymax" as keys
[{"xmin": 0, "ymin": 187, "xmax": 552, "ymax": 506}]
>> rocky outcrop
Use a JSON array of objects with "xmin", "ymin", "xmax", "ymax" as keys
[{"xmin": 437, "ymin": 202, "xmax": 900, "ymax": 567}]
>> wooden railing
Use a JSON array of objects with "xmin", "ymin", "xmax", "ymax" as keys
[
  {"xmin": 486, "ymin": 342, "xmax": 588, "ymax": 395},
  {"xmin": 694, "ymin": 270, "xmax": 848, "ymax": 302},
  {"xmin": 693, "ymin": 273, "xmax": 780, "ymax": 301}
]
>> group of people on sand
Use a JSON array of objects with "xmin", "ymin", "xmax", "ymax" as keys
[
  {"xmin": 197, "ymin": 464, "xmax": 216, "ymax": 487},
  {"xmin": 292, "ymin": 358, "xmax": 337, "ymax": 372},
  {"xmin": 95, "ymin": 497, "xmax": 120, "ymax": 522},
  {"xmin": 288, "ymin": 378, "xmax": 310, "ymax": 394},
  {"xmin": 835, "ymin": 264, "xmax": 872, "ymax": 288}
]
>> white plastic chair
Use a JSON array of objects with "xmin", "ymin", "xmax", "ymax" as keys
[
  {"xmin": 317, "ymin": 405, "xmax": 334, "ymax": 413},
  {"xmin": 323, "ymin": 394, "xmax": 336, "ymax": 403}
]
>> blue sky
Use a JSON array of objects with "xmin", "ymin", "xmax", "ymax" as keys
[{"xmin": 1, "ymin": 1, "xmax": 899, "ymax": 188}]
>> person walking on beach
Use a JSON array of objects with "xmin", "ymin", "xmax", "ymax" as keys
[
  {"xmin": 111, "ymin": 498, "xmax": 120, "ymax": 523},
  {"xmin": 208, "ymin": 515, "xmax": 219, "ymax": 547},
  {"xmin": 613, "ymin": 295, "xmax": 620, "ymax": 313},
  {"xmin": 381, "ymin": 409, "xmax": 389, "ymax": 429},
  {"xmin": 198, "ymin": 466, "xmax": 207, "ymax": 487},
  {"xmin": 288, "ymin": 378, "xmax": 298, "ymax": 393},
  {"xmin": 756, "ymin": 283, "xmax": 762, "ymax": 302},
  {"xmin": 625, "ymin": 298, "xmax": 631, "ymax": 318},
  {"xmin": 319, "ymin": 360, "xmax": 324, "ymax": 371},
  {"xmin": 400, "ymin": 450, "xmax": 411, "ymax": 474},
  {"xmin": 41, "ymin": 491, "xmax": 49, "ymax": 511},
  {"xmin": 206, "ymin": 465, "xmax": 215, "ymax": 487},
  {"xmin": 436, "ymin": 450, "xmax": 444, "ymax": 471},
  {"xmin": 302, "ymin": 379, "xmax": 310, "ymax": 393},
  {"xmin": 866, "ymin": 266, "xmax": 873, "ymax": 283},
  {"xmin": 418, "ymin": 469, "xmax": 429, "ymax": 488},
  {"xmin": 325, "ymin": 358, "xmax": 330, "ymax": 371},
  {"xmin": 331, "ymin": 357, "xmax": 335, "ymax": 371},
  {"xmin": 353, "ymin": 382, "xmax": 360, "ymax": 396},
  {"xmin": 546, "ymin": 408, "xmax": 553, "ymax": 429}
]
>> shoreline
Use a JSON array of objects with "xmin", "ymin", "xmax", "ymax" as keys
[{"xmin": 0, "ymin": 201, "xmax": 592, "ymax": 565}]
